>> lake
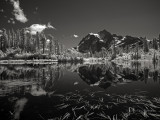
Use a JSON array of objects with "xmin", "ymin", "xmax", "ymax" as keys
[{"xmin": 0, "ymin": 61, "xmax": 160, "ymax": 120}]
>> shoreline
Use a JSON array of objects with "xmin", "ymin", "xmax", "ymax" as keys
[
  {"xmin": 0, "ymin": 59, "xmax": 58, "ymax": 65},
  {"xmin": 0, "ymin": 58, "xmax": 157, "ymax": 65}
]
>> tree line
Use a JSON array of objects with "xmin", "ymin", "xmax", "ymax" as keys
[{"xmin": 0, "ymin": 28, "xmax": 65, "ymax": 56}]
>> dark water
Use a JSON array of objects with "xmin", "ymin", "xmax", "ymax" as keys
[{"xmin": 0, "ymin": 61, "xmax": 160, "ymax": 120}]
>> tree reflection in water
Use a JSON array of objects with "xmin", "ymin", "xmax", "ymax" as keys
[{"xmin": 0, "ymin": 64, "xmax": 64, "ymax": 96}]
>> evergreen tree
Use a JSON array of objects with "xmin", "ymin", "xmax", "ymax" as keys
[
  {"xmin": 111, "ymin": 38, "xmax": 116, "ymax": 59},
  {"xmin": 20, "ymin": 29, "xmax": 27, "ymax": 53},
  {"xmin": 153, "ymin": 38, "xmax": 158, "ymax": 50},
  {"xmin": 36, "ymin": 32, "xmax": 40, "ymax": 53},
  {"xmin": 159, "ymin": 34, "xmax": 160, "ymax": 48},
  {"xmin": 136, "ymin": 42, "xmax": 139, "ymax": 60},
  {"xmin": 54, "ymin": 39, "xmax": 59, "ymax": 55},
  {"xmin": 26, "ymin": 33, "xmax": 31, "ymax": 52},
  {"xmin": 48, "ymin": 34, "xmax": 54, "ymax": 56},
  {"xmin": 16, "ymin": 29, "xmax": 21, "ymax": 48},
  {"xmin": 0, "ymin": 29, "xmax": 8, "ymax": 52},
  {"xmin": 14, "ymin": 30, "xmax": 18, "ymax": 47},
  {"xmin": 143, "ymin": 37, "xmax": 149, "ymax": 53},
  {"xmin": 59, "ymin": 43, "xmax": 63, "ymax": 55},
  {"xmin": 41, "ymin": 33, "xmax": 46, "ymax": 54},
  {"xmin": 153, "ymin": 38, "xmax": 158, "ymax": 62},
  {"xmin": 8, "ymin": 30, "xmax": 12, "ymax": 48},
  {"xmin": 11, "ymin": 29, "xmax": 15, "ymax": 48},
  {"xmin": 32, "ymin": 38, "xmax": 36, "ymax": 53},
  {"xmin": 19, "ymin": 29, "xmax": 23, "ymax": 51}
]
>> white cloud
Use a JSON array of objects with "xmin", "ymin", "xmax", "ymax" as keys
[
  {"xmin": 26, "ymin": 23, "xmax": 56, "ymax": 35},
  {"xmin": 73, "ymin": 34, "xmax": 79, "ymax": 38},
  {"xmin": 10, "ymin": 0, "xmax": 28, "ymax": 23}
]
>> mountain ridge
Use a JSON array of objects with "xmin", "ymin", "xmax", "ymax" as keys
[{"xmin": 77, "ymin": 29, "xmax": 150, "ymax": 53}]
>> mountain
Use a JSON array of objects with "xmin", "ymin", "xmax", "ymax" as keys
[
  {"xmin": 78, "ymin": 30, "xmax": 113, "ymax": 53},
  {"xmin": 78, "ymin": 29, "xmax": 144, "ymax": 53},
  {"xmin": 113, "ymin": 34, "xmax": 143, "ymax": 48}
]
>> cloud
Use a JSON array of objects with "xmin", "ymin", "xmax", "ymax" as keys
[
  {"xmin": 47, "ymin": 22, "xmax": 55, "ymax": 29},
  {"xmin": 10, "ymin": 0, "xmax": 28, "ymax": 23},
  {"xmin": 73, "ymin": 34, "xmax": 79, "ymax": 38},
  {"xmin": 26, "ymin": 23, "xmax": 56, "ymax": 35}
]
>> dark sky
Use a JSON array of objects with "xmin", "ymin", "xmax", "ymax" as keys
[{"xmin": 0, "ymin": 0, "xmax": 160, "ymax": 48}]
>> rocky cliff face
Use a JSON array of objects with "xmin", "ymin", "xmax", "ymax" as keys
[
  {"xmin": 78, "ymin": 29, "xmax": 113, "ymax": 53},
  {"xmin": 78, "ymin": 29, "xmax": 144, "ymax": 53}
]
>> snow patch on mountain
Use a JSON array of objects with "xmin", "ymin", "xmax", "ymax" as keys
[
  {"xmin": 99, "ymin": 39, "xmax": 104, "ymax": 42},
  {"xmin": 89, "ymin": 33, "xmax": 100, "ymax": 38}
]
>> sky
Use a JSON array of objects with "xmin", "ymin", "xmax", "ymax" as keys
[{"xmin": 0, "ymin": 0, "xmax": 160, "ymax": 48}]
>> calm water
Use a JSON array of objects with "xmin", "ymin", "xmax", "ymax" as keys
[{"xmin": 0, "ymin": 61, "xmax": 160, "ymax": 120}]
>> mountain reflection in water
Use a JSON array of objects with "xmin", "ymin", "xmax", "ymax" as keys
[
  {"xmin": 78, "ymin": 62, "xmax": 160, "ymax": 89},
  {"xmin": 0, "ymin": 61, "xmax": 160, "ymax": 120}
]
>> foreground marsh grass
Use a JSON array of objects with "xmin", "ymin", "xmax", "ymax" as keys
[
  {"xmin": 48, "ymin": 90, "xmax": 160, "ymax": 120},
  {"xmin": 2, "ymin": 90, "xmax": 157, "ymax": 120}
]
